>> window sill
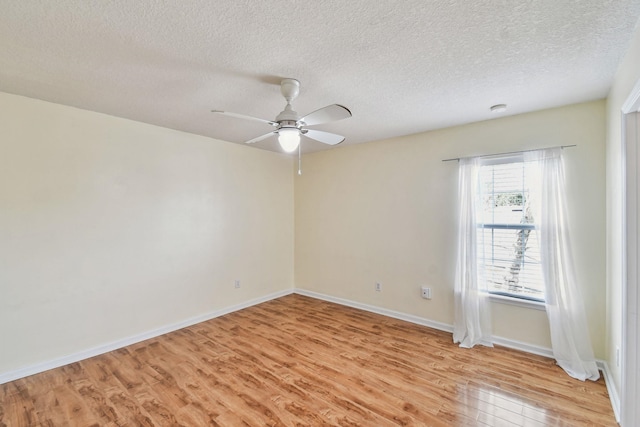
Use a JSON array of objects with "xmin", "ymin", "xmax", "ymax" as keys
[{"xmin": 488, "ymin": 293, "xmax": 546, "ymax": 311}]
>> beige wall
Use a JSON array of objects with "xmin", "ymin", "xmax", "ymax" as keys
[
  {"xmin": 295, "ymin": 100, "xmax": 606, "ymax": 356},
  {"xmin": 0, "ymin": 92, "xmax": 294, "ymax": 375},
  {"xmin": 0, "ymin": 88, "xmax": 611, "ymax": 378},
  {"xmin": 605, "ymin": 20, "xmax": 640, "ymax": 396}
]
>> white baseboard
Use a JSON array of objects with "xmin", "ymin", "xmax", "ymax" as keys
[
  {"xmin": 597, "ymin": 360, "xmax": 620, "ymax": 423},
  {"xmin": 491, "ymin": 336, "xmax": 554, "ymax": 358},
  {"xmin": 293, "ymin": 288, "xmax": 454, "ymax": 333},
  {"xmin": 0, "ymin": 289, "xmax": 293, "ymax": 385},
  {"xmin": 295, "ymin": 288, "xmax": 555, "ymax": 355}
]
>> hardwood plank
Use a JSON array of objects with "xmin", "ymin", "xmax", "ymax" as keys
[{"xmin": 0, "ymin": 294, "xmax": 617, "ymax": 426}]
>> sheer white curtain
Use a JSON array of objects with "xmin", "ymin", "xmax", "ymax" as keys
[
  {"xmin": 526, "ymin": 148, "xmax": 599, "ymax": 381},
  {"xmin": 453, "ymin": 157, "xmax": 493, "ymax": 348}
]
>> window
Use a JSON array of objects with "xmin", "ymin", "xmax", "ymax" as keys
[{"xmin": 476, "ymin": 157, "xmax": 544, "ymax": 302}]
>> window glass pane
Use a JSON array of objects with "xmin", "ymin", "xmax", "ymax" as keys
[
  {"xmin": 477, "ymin": 160, "xmax": 544, "ymax": 302},
  {"xmin": 477, "ymin": 227, "xmax": 544, "ymax": 301}
]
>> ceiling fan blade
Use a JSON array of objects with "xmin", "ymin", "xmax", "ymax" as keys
[
  {"xmin": 302, "ymin": 129, "xmax": 345, "ymax": 145},
  {"xmin": 300, "ymin": 104, "xmax": 352, "ymax": 126},
  {"xmin": 211, "ymin": 110, "xmax": 278, "ymax": 127},
  {"xmin": 245, "ymin": 131, "xmax": 277, "ymax": 144}
]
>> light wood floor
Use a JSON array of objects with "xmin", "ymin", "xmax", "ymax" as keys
[{"xmin": 1, "ymin": 294, "xmax": 616, "ymax": 426}]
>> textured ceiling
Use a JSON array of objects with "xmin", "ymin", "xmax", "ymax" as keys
[{"xmin": 1, "ymin": 1, "xmax": 640, "ymax": 153}]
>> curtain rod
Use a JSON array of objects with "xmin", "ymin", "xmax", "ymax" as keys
[{"xmin": 441, "ymin": 144, "xmax": 577, "ymax": 162}]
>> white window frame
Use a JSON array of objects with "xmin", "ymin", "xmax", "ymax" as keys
[{"xmin": 477, "ymin": 154, "xmax": 545, "ymax": 307}]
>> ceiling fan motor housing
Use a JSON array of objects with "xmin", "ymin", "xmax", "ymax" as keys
[
  {"xmin": 277, "ymin": 120, "xmax": 299, "ymax": 131},
  {"xmin": 275, "ymin": 106, "xmax": 300, "ymax": 123}
]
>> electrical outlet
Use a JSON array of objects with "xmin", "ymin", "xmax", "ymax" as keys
[
  {"xmin": 234, "ymin": 280, "xmax": 240, "ymax": 289},
  {"xmin": 375, "ymin": 282, "xmax": 382, "ymax": 292},
  {"xmin": 421, "ymin": 286, "xmax": 431, "ymax": 299}
]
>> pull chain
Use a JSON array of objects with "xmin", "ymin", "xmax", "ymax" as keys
[{"xmin": 298, "ymin": 141, "xmax": 302, "ymax": 175}]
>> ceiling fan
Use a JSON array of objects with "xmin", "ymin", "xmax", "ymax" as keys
[{"xmin": 212, "ymin": 79, "xmax": 352, "ymax": 153}]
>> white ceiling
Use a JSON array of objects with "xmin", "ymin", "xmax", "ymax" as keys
[{"xmin": 1, "ymin": 1, "xmax": 640, "ymax": 153}]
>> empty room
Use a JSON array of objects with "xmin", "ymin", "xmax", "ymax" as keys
[{"xmin": 2, "ymin": 1, "xmax": 640, "ymax": 426}]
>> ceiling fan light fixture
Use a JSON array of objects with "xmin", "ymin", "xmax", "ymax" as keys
[{"xmin": 278, "ymin": 128, "xmax": 300, "ymax": 152}]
